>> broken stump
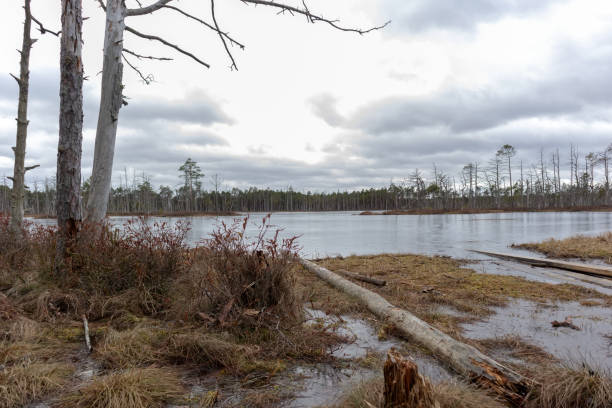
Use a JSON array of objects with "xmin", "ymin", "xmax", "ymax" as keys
[{"xmin": 383, "ymin": 348, "xmax": 439, "ymax": 408}]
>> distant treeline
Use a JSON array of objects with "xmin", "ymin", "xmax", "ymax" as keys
[{"xmin": 1, "ymin": 144, "xmax": 612, "ymax": 215}]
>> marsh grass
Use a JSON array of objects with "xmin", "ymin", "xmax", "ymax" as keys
[
  {"xmin": 311, "ymin": 254, "xmax": 612, "ymax": 335},
  {"xmin": 333, "ymin": 377, "xmax": 506, "ymax": 408},
  {"xmin": 527, "ymin": 363, "xmax": 612, "ymax": 408},
  {"xmin": 513, "ymin": 232, "xmax": 612, "ymax": 264},
  {"xmin": 56, "ymin": 368, "xmax": 184, "ymax": 408},
  {"xmin": 473, "ymin": 335, "xmax": 554, "ymax": 370},
  {"xmin": 0, "ymin": 361, "xmax": 74, "ymax": 408}
]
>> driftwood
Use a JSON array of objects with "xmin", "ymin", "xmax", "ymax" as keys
[
  {"xmin": 300, "ymin": 259, "xmax": 531, "ymax": 406},
  {"xmin": 551, "ymin": 317, "xmax": 580, "ymax": 331},
  {"xmin": 473, "ymin": 250, "xmax": 612, "ymax": 279},
  {"xmin": 82, "ymin": 315, "xmax": 92, "ymax": 353},
  {"xmin": 336, "ymin": 269, "xmax": 387, "ymax": 286},
  {"xmin": 384, "ymin": 348, "xmax": 439, "ymax": 408}
]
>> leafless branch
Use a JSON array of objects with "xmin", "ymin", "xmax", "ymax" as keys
[
  {"xmin": 31, "ymin": 14, "xmax": 60, "ymax": 36},
  {"xmin": 24, "ymin": 165, "xmax": 40, "ymax": 172},
  {"xmin": 96, "ymin": 0, "xmax": 106, "ymax": 11},
  {"xmin": 239, "ymin": 0, "xmax": 390, "ymax": 34},
  {"xmin": 125, "ymin": 25, "xmax": 210, "ymax": 68},
  {"xmin": 163, "ymin": 5, "xmax": 245, "ymax": 50},
  {"xmin": 122, "ymin": 53, "xmax": 154, "ymax": 84},
  {"xmin": 211, "ymin": 0, "xmax": 238, "ymax": 70},
  {"xmin": 126, "ymin": 0, "xmax": 174, "ymax": 17},
  {"xmin": 123, "ymin": 47, "xmax": 173, "ymax": 61}
]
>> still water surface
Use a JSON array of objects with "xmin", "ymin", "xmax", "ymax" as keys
[{"xmin": 66, "ymin": 211, "xmax": 612, "ymax": 258}]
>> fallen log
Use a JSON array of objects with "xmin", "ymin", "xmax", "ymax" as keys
[
  {"xmin": 300, "ymin": 258, "xmax": 531, "ymax": 406},
  {"xmin": 336, "ymin": 269, "xmax": 387, "ymax": 286},
  {"xmin": 384, "ymin": 348, "xmax": 439, "ymax": 408},
  {"xmin": 473, "ymin": 250, "xmax": 612, "ymax": 279}
]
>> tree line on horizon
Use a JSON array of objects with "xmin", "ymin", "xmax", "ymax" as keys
[{"xmin": 2, "ymin": 142, "xmax": 611, "ymax": 215}]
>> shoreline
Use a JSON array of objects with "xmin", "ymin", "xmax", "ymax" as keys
[
  {"xmin": 25, "ymin": 211, "xmax": 241, "ymax": 219},
  {"xmin": 360, "ymin": 206, "xmax": 612, "ymax": 216}
]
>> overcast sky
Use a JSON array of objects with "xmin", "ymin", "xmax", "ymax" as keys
[{"xmin": 1, "ymin": 0, "xmax": 612, "ymax": 192}]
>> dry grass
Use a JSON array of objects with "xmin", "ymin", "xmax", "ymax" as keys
[
  {"xmin": 96, "ymin": 324, "xmax": 252, "ymax": 371},
  {"xmin": 309, "ymin": 254, "xmax": 611, "ymax": 336},
  {"xmin": 513, "ymin": 232, "xmax": 612, "ymax": 264},
  {"xmin": 474, "ymin": 335, "xmax": 554, "ymax": 367},
  {"xmin": 56, "ymin": 367, "xmax": 184, "ymax": 408},
  {"xmin": 527, "ymin": 363, "xmax": 612, "ymax": 408},
  {"xmin": 0, "ymin": 361, "xmax": 74, "ymax": 408},
  {"xmin": 333, "ymin": 377, "xmax": 506, "ymax": 408}
]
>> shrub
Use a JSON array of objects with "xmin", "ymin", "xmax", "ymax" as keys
[
  {"xmin": 29, "ymin": 218, "xmax": 190, "ymax": 317},
  {"xmin": 172, "ymin": 215, "xmax": 300, "ymax": 326}
]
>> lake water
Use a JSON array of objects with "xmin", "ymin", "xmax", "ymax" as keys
[{"xmin": 34, "ymin": 211, "xmax": 612, "ymax": 258}]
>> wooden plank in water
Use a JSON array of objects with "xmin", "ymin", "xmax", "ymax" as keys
[{"xmin": 473, "ymin": 250, "xmax": 612, "ymax": 279}]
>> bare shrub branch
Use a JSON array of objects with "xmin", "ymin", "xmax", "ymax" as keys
[
  {"xmin": 122, "ymin": 53, "xmax": 154, "ymax": 84},
  {"xmin": 162, "ymin": 5, "xmax": 245, "ymax": 50},
  {"xmin": 123, "ymin": 47, "xmax": 173, "ymax": 61},
  {"xmin": 239, "ymin": 0, "xmax": 391, "ymax": 34},
  {"xmin": 30, "ymin": 15, "xmax": 60, "ymax": 37},
  {"xmin": 211, "ymin": 0, "xmax": 238, "ymax": 70},
  {"xmin": 126, "ymin": 0, "xmax": 173, "ymax": 17},
  {"xmin": 125, "ymin": 25, "xmax": 210, "ymax": 68}
]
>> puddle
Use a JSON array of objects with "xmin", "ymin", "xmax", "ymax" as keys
[
  {"xmin": 286, "ymin": 309, "xmax": 453, "ymax": 407},
  {"xmin": 461, "ymin": 299, "xmax": 612, "ymax": 369},
  {"xmin": 177, "ymin": 308, "xmax": 453, "ymax": 407}
]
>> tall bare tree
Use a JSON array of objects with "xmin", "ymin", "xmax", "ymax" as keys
[
  {"xmin": 84, "ymin": 0, "xmax": 388, "ymax": 222},
  {"xmin": 9, "ymin": 1, "xmax": 58, "ymax": 235},
  {"xmin": 9, "ymin": 0, "xmax": 37, "ymax": 236},
  {"xmin": 56, "ymin": 0, "xmax": 84, "ymax": 270}
]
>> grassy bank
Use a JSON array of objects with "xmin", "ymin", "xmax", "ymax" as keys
[
  {"xmin": 513, "ymin": 232, "xmax": 612, "ymax": 264},
  {"xmin": 0, "ymin": 216, "xmax": 348, "ymax": 407},
  {"xmin": 360, "ymin": 206, "xmax": 612, "ymax": 216}
]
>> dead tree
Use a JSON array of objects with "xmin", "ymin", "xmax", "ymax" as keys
[
  {"xmin": 56, "ymin": 0, "xmax": 84, "ymax": 272},
  {"xmin": 384, "ymin": 348, "xmax": 438, "ymax": 408},
  {"xmin": 9, "ymin": 0, "xmax": 57, "ymax": 235},
  {"xmin": 84, "ymin": 0, "xmax": 389, "ymax": 222}
]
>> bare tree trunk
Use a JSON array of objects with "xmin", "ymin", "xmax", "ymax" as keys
[
  {"xmin": 56, "ymin": 0, "xmax": 84, "ymax": 271},
  {"xmin": 85, "ymin": 0, "xmax": 125, "ymax": 222},
  {"xmin": 10, "ymin": 0, "xmax": 37, "ymax": 236}
]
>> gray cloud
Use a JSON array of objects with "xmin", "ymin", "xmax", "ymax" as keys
[
  {"xmin": 308, "ymin": 94, "xmax": 345, "ymax": 127},
  {"xmin": 323, "ymin": 36, "xmax": 612, "ymax": 135},
  {"xmin": 121, "ymin": 90, "xmax": 233, "ymax": 126},
  {"xmin": 383, "ymin": 0, "xmax": 561, "ymax": 33}
]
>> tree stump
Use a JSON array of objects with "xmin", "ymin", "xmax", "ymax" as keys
[{"xmin": 384, "ymin": 348, "xmax": 439, "ymax": 408}]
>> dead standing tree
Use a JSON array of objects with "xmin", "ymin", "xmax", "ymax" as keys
[
  {"xmin": 56, "ymin": 0, "xmax": 84, "ymax": 271},
  {"xmin": 9, "ymin": 0, "xmax": 58, "ymax": 235},
  {"xmin": 84, "ymin": 0, "xmax": 389, "ymax": 222}
]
